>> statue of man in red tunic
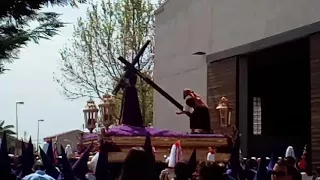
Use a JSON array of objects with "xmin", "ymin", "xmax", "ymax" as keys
[{"xmin": 176, "ymin": 89, "xmax": 212, "ymax": 133}]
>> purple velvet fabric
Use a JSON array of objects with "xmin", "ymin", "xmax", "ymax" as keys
[
  {"xmin": 120, "ymin": 75, "xmax": 144, "ymax": 127},
  {"xmin": 83, "ymin": 125, "xmax": 225, "ymax": 141}
]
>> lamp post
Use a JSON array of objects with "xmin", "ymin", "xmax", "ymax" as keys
[
  {"xmin": 15, "ymin": 101, "xmax": 24, "ymax": 140},
  {"xmin": 37, "ymin": 119, "xmax": 44, "ymax": 151},
  {"xmin": 15, "ymin": 101, "xmax": 24, "ymax": 155},
  {"xmin": 216, "ymin": 97, "xmax": 231, "ymax": 127},
  {"xmin": 83, "ymin": 94, "xmax": 116, "ymax": 133}
]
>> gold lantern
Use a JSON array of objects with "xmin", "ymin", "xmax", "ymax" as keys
[
  {"xmin": 98, "ymin": 94, "xmax": 116, "ymax": 128},
  {"xmin": 216, "ymin": 97, "xmax": 231, "ymax": 127},
  {"xmin": 83, "ymin": 99, "xmax": 99, "ymax": 133}
]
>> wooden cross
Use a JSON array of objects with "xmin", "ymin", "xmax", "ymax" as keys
[
  {"xmin": 117, "ymin": 56, "xmax": 190, "ymax": 117},
  {"xmin": 112, "ymin": 40, "xmax": 151, "ymax": 95}
]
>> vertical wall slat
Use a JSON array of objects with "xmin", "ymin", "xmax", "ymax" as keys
[
  {"xmin": 310, "ymin": 33, "xmax": 320, "ymax": 172},
  {"xmin": 207, "ymin": 57, "xmax": 237, "ymax": 133}
]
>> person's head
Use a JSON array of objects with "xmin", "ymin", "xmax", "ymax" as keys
[
  {"xmin": 174, "ymin": 162, "xmax": 189, "ymax": 180},
  {"xmin": 119, "ymin": 147, "xmax": 149, "ymax": 180},
  {"xmin": 284, "ymin": 156, "xmax": 296, "ymax": 167},
  {"xmin": 183, "ymin": 89, "xmax": 193, "ymax": 99},
  {"xmin": 199, "ymin": 162, "xmax": 225, "ymax": 180},
  {"xmin": 245, "ymin": 159, "xmax": 257, "ymax": 170},
  {"xmin": 33, "ymin": 159, "xmax": 45, "ymax": 171},
  {"xmin": 271, "ymin": 159, "xmax": 291, "ymax": 180},
  {"xmin": 186, "ymin": 98, "xmax": 196, "ymax": 108}
]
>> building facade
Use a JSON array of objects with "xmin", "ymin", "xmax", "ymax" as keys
[
  {"xmin": 154, "ymin": 0, "xmax": 320, "ymax": 170},
  {"xmin": 43, "ymin": 129, "xmax": 83, "ymax": 154}
]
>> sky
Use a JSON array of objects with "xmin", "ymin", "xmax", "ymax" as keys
[{"xmin": 0, "ymin": 4, "xmax": 91, "ymax": 145}]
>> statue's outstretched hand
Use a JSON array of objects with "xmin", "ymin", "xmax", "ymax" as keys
[{"xmin": 176, "ymin": 111, "xmax": 184, "ymax": 115}]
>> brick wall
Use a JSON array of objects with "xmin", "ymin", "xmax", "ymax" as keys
[
  {"xmin": 310, "ymin": 33, "xmax": 320, "ymax": 171},
  {"xmin": 207, "ymin": 57, "xmax": 237, "ymax": 133}
]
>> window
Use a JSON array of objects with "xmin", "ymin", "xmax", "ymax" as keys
[{"xmin": 253, "ymin": 97, "xmax": 262, "ymax": 135}]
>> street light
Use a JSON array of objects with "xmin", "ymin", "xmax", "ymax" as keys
[
  {"xmin": 15, "ymin": 101, "xmax": 24, "ymax": 155},
  {"xmin": 83, "ymin": 95, "xmax": 116, "ymax": 133},
  {"xmin": 37, "ymin": 119, "xmax": 44, "ymax": 151},
  {"xmin": 15, "ymin": 101, "xmax": 24, "ymax": 140}
]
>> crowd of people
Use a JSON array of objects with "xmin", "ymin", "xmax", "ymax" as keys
[{"xmin": 0, "ymin": 130, "xmax": 316, "ymax": 180}]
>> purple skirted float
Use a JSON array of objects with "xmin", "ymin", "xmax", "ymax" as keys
[
  {"xmin": 83, "ymin": 125, "xmax": 225, "ymax": 141},
  {"xmin": 80, "ymin": 41, "xmax": 231, "ymax": 162}
]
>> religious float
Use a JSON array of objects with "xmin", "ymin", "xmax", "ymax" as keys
[{"xmin": 77, "ymin": 41, "xmax": 234, "ymax": 162}]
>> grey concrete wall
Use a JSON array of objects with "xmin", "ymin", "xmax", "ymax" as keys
[
  {"xmin": 154, "ymin": 0, "xmax": 211, "ymax": 131},
  {"xmin": 154, "ymin": 0, "xmax": 320, "ymax": 131}
]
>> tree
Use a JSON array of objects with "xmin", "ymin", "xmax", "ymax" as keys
[
  {"xmin": 0, "ymin": 120, "xmax": 15, "ymax": 136},
  {"xmin": 55, "ymin": 0, "xmax": 157, "ymax": 124},
  {"xmin": 0, "ymin": 0, "xmax": 87, "ymax": 74}
]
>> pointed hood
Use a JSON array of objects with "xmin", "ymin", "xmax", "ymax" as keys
[
  {"xmin": 168, "ymin": 141, "xmax": 183, "ymax": 168},
  {"xmin": 47, "ymin": 141, "xmax": 54, "ymax": 164},
  {"xmin": 226, "ymin": 130, "xmax": 243, "ymax": 180},
  {"xmin": 72, "ymin": 142, "xmax": 92, "ymax": 179},
  {"xmin": 60, "ymin": 145, "xmax": 75, "ymax": 180},
  {"xmin": 27, "ymin": 137, "xmax": 33, "ymax": 153},
  {"xmin": 0, "ymin": 132, "xmax": 15, "ymax": 179},
  {"xmin": 39, "ymin": 147, "xmax": 60, "ymax": 179},
  {"xmin": 21, "ymin": 139, "xmax": 26, "ymax": 153},
  {"xmin": 254, "ymin": 158, "xmax": 268, "ymax": 180},
  {"xmin": 268, "ymin": 153, "xmax": 277, "ymax": 171},
  {"xmin": 143, "ymin": 133, "xmax": 153, "ymax": 156},
  {"xmin": 95, "ymin": 140, "xmax": 110, "ymax": 180},
  {"xmin": 26, "ymin": 137, "xmax": 35, "ymax": 170},
  {"xmin": 18, "ymin": 139, "xmax": 34, "ymax": 178},
  {"xmin": 187, "ymin": 149, "xmax": 197, "ymax": 178},
  {"xmin": 285, "ymin": 146, "xmax": 296, "ymax": 159},
  {"xmin": 143, "ymin": 133, "xmax": 157, "ymax": 180}
]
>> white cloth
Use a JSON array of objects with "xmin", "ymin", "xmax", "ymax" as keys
[
  {"xmin": 207, "ymin": 152, "xmax": 215, "ymax": 162},
  {"xmin": 165, "ymin": 156, "xmax": 170, "ymax": 163},
  {"xmin": 65, "ymin": 144, "xmax": 73, "ymax": 158},
  {"xmin": 42, "ymin": 142, "xmax": 49, "ymax": 154},
  {"xmin": 89, "ymin": 152, "xmax": 99, "ymax": 173},
  {"xmin": 168, "ymin": 143, "xmax": 183, "ymax": 168},
  {"xmin": 301, "ymin": 172, "xmax": 313, "ymax": 180}
]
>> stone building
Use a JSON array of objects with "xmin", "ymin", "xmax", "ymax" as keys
[{"xmin": 153, "ymin": 0, "xmax": 320, "ymax": 170}]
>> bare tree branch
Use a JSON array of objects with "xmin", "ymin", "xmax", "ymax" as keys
[{"xmin": 55, "ymin": 0, "xmax": 157, "ymax": 123}]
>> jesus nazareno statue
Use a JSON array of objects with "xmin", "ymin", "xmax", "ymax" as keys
[{"xmin": 119, "ymin": 68, "xmax": 144, "ymax": 127}]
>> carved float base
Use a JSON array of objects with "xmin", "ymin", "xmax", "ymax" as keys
[{"xmin": 84, "ymin": 136, "xmax": 231, "ymax": 162}]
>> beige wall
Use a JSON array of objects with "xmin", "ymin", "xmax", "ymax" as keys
[
  {"xmin": 44, "ymin": 130, "xmax": 81, "ymax": 154},
  {"xmin": 154, "ymin": 0, "xmax": 320, "ymax": 131}
]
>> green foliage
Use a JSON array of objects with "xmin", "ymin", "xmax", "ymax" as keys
[
  {"xmin": 0, "ymin": 120, "xmax": 15, "ymax": 136},
  {"xmin": 0, "ymin": 0, "xmax": 87, "ymax": 74},
  {"xmin": 55, "ymin": 0, "xmax": 158, "ymax": 124}
]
